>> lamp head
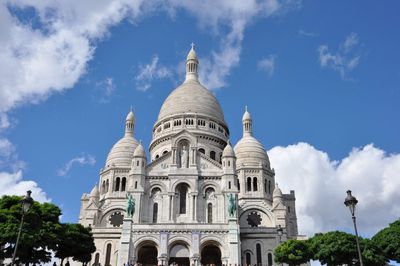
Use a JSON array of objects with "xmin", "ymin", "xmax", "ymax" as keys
[
  {"xmin": 22, "ymin": 190, "xmax": 33, "ymax": 213},
  {"xmin": 344, "ymin": 190, "xmax": 358, "ymax": 216},
  {"xmin": 277, "ymin": 224, "xmax": 283, "ymax": 236}
]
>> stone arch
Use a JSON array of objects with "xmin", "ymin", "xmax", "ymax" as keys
[
  {"xmin": 100, "ymin": 207, "xmax": 125, "ymax": 227},
  {"xmin": 171, "ymin": 180, "xmax": 192, "ymax": 192},
  {"xmin": 200, "ymin": 236, "xmax": 226, "ymax": 258},
  {"xmin": 134, "ymin": 238, "xmax": 159, "ymax": 266},
  {"xmin": 239, "ymin": 204, "xmax": 275, "ymax": 224},
  {"xmin": 149, "ymin": 181, "xmax": 167, "ymax": 192},
  {"xmin": 168, "ymin": 238, "xmax": 191, "ymax": 266},
  {"xmin": 199, "ymin": 181, "xmax": 221, "ymax": 196},
  {"xmin": 200, "ymin": 238, "xmax": 225, "ymax": 266},
  {"xmin": 239, "ymin": 208, "xmax": 274, "ymax": 228}
]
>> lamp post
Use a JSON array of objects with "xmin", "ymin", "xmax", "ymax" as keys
[
  {"xmin": 277, "ymin": 225, "xmax": 283, "ymax": 266},
  {"xmin": 344, "ymin": 190, "xmax": 363, "ymax": 266},
  {"xmin": 11, "ymin": 190, "xmax": 34, "ymax": 265}
]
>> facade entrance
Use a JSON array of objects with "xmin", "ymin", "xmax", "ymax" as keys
[
  {"xmin": 200, "ymin": 245, "xmax": 221, "ymax": 266},
  {"xmin": 137, "ymin": 244, "xmax": 158, "ymax": 266},
  {"xmin": 169, "ymin": 244, "xmax": 190, "ymax": 266}
]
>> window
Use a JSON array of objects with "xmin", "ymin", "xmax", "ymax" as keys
[
  {"xmin": 153, "ymin": 203, "xmax": 158, "ymax": 223},
  {"xmin": 267, "ymin": 253, "xmax": 273, "ymax": 266},
  {"xmin": 253, "ymin": 177, "xmax": 258, "ymax": 191},
  {"xmin": 164, "ymin": 122, "xmax": 170, "ymax": 129},
  {"xmin": 163, "ymin": 150, "xmax": 168, "ymax": 155},
  {"xmin": 115, "ymin": 177, "xmax": 120, "ymax": 191},
  {"xmin": 197, "ymin": 119, "xmax": 206, "ymax": 126},
  {"xmin": 94, "ymin": 253, "xmax": 100, "ymax": 266},
  {"xmin": 207, "ymin": 203, "xmax": 213, "ymax": 223},
  {"xmin": 247, "ymin": 177, "xmax": 252, "ymax": 192},
  {"xmin": 288, "ymin": 206, "xmax": 291, "ymax": 213},
  {"xmin": 105, "ymin": 243, "xmax": 112, "ymax": 266},
  {"xmin": 198, "ymin": 148, "xmax": 205, "ymax": 154},
  {"xmin": 210, "ymin": 151, "xmax": 216, "ymax": 160},
  {"xmin": 102, "ymin": 181, "xmax": 106, "ymax": 193},
  {"xmin": 106, "ymin": 180, "xmax": 109, "ymax": 192},
  {"xmin": 256, "ymin": 244, "xmax": 262, "ymax": 266},
  {"xmin": 246, "ymin": 252, "xmax": 251, "ymax": 266},
  {"xmin": 264, "ymin": 179, "xmax": 267, "ymax": 193},
  {"xmin": 179, "ymin": 185, "xmax": 188, "ymax": 214},
  {"xmin": 228, "ymin": 181, "xmax": 231, "ymax": 189},
  {"xmin": 121, "ymin": 177, "xmax": 126, "ymax": 191},
  {"xmin": 228, "ymin": 160, "xmax": 230, "ymax": 167},
  {"xmin": 237, "ymin": 179, "xmax": 240, "ymax": 192},
  {"xmin": 268, "ymin": 181, "xmax": 271, "ymax": 194},
  {"xmin": 155, "ymin": 154, "xmax": 159, "ymax": 159},
  {"xmin": 134, "ymin": 181, "xmax": 138, "ymax": 189}
]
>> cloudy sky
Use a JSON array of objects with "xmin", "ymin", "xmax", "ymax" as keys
[{"xmin": 1, "ymin": 0, "xmax": 399, "ymax": 247}]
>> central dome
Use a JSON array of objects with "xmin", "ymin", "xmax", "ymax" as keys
[{"xmin": 157, "ymin": 80, "xmax": 225, "ymax": 123}]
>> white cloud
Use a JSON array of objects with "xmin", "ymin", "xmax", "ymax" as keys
[
  {"xmin": 318, "ymin": 32, "xmax": 362, "ymax": 79},
  {"xmin": 95, "ymin": 77, "xmax": 116, "ymax": 103},
  {"xmin": 57, "ymin": 154, "xmax": 96, "ymax": 176},
  {"xmin": 0, "ymin": 170, "xmax": 49, "ymax": 202},
  {"xmin": 268, "ymin": 142, "xmax": 400, "ymax": 237},
  {"xmin": 135, "ymin": 55, "xmax": 172, "ymax": 91},
  {"xmin": 299, "ymin": 29, "xmax": 315, "ymax": 37},
  {"xmin": 257, "ymin": 55, "xmax": 276, "ymax": 77}
]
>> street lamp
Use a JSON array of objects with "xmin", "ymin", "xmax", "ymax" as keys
[
  {"xmin": 344, "ymin": 190, "xmax": 363, "ymax": 266},
  {"xmin": 11, "ymin": 190, "xmax": 34, "ymax": 265}
]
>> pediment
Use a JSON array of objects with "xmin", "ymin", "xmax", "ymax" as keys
[
  {"xmin": 147, "ymin": 152, "xmax": 172, "ymax": 174},
  {"xmin": 198, "ymin": 154, "xmax": 222, "ymax": 174}
]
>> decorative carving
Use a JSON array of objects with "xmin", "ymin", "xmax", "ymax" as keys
[
  {"xmin": 109, "ymin": 212, "xmax": 124, "ymax": 227},
  {"xmin": 247, "ymin": 211, "xmax": 262, "ymax": 227},
  {"xmin": 179, "ymin": 146, "xmax": 188, "ymax": 168}
]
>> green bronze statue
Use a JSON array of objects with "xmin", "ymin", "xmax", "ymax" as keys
[
  {"xmin": 126, "ymin": 193, "xmax": 135, "ymax": 218},
  {"xmin": 227, "ymin": 193, "xmax": 237, "ymax": 217}
]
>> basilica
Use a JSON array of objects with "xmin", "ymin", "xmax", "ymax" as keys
[{"xmin": 77, "ymin": 45, "xmax": 299, "ymax": 266}]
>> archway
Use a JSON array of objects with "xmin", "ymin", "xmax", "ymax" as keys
[
  {"xmin": 201, "ymin": 244, "xmax": 221, "ymax": 266},
  {"xmin": 137, "ymin": 244, "xmax": 158, "ymax": 266},
  {"xmin": 169, "ymin": 243, "xmax": 190, "ymax": 266}
]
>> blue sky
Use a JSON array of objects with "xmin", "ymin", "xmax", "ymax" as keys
[{"xmin": 1, "ymin": 0, "xmax": 400, "ymax": 248}]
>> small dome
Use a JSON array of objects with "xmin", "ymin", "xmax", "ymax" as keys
[
  {"xmin": 273, "ymin": 184, "xmax": 283, "ymax": 198},
  {"xmin": 90, "ymin": 185, "xmax": 99, "ymax": 198},
  {"xmin": 157, "ymin": 81, "xmax": 226, "ymax": 124},
  {"xmin": 126, "ymin": 110, "xmax": 134, "ymax": 121},
  {"xmin": 222, "ymin": 141, "xmax": 235, "ymax": 157},
  {"xmin": 105, "ymin": 135, "xmax": 139, "ymax": 167},
  {"xmin": 234, "ymin": 136, "xmax": 270, "ymax": 167},
  {"xmin": 242, "ymin": 108, "xmax": 251, "ymax": 121},
  {"xmin": 187, "ymin": 47, "xmax": 198, "ymax": 61},
  {"xmin": 133, "ymin": 142, "xmax": 146, "ymax": 158}
]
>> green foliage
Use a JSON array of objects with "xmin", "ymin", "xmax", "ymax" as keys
[
  {"xmin": 309, "ymin": 231, "xmax": 359, "ymax": 265},
  {"xmin": 361, "ymin": 238, "xmax": 387, "ymax": 266},
  {"xmin": 56, "ymin": 223, "xmax": 96, "ymax": 265},
  {"xmin": 0, "ymin": 195, "xmax": 62, "ymax": 265},
  {"xmin": 372, "ymin": 220, "xmax": 400, "ymax": 262},
  {"xmin": 0, "ymin": 194, "xmax": 95, "ymax": 266},
  {"xmin": 274, "ymin": 239, "xmax": 311, "ymax": 266}
]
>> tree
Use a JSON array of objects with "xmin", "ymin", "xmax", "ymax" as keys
[
  {"xmin": 56, "ymin": 223, "xmax": 96, "ymax": 266},
  {"xmin": 372, "ymin": 219, "xmax": 400, "ymax": 262},
  {"xmin": 309, "ymin": 231, "xmax": 359, "ymax": 265},
  {"xmin": 0, "ymin": 195, "xmax": 61, "ymax": 265},
  {"xmin": 274, "ymin": 239, "xmax": 311, "ymax": 266},
  {"xmin": 361, "ymin": 238, "xmax": 387, "ymax": 266}
]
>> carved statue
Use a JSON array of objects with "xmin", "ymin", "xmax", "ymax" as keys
[
  {"xmin": 180, "ymin": 146, "xmax": 188, "ymax": 168},
  {"xmin": 126, "ymin": 193, "xmax": 135, "ymax": 217},
  {"xmin": 227, "ymin": 193, "xmax": 237, "ymax": 217}
]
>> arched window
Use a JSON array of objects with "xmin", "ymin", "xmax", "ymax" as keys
[
  {"xmin": 155, "ymin": 154, "xmax": 159, "ymax": 159},
  {"xmin": 121, "ymin": 177, "xmax": 126, "ymax": 191},
  {"xmin": 102, "ymin": 181, "xmax": 106, "ymax": 193},
  {"xmin": 267, "ymin": 253, "xmax": 273, "ymax": 266},
  {"xmin": 198, "ymin": 148, "xmax": 205, "ymax": 154},
  {"xmin": 134, "ymin": 181, "xmax": 138, "ymax": 189},
  {"xmin": 228, "ymin": 181, "xmax": 231, "ymax": 189},
  {"xmin": 210, "ymin": 151, "xmax": 216, "ymax": 160},
  {"xmin": 256, "ymin": 244, "xmax": 262, "ymax": 266},
  {"xmin": 247, "ymin": 177, "xmax": 252, "ymax": 192},
  {"xmin": 163, "ymin": 150, "xmax": 168, "ymax": 155},
  {"xmin": 264, "ymin": 179, "xmax": 267, "ymax": 193},
  {"xmin": 115, "ymin": 177, "xmax": 120, "ymax": 191},
  {"xmin": 178, "ymin": 184, "xmax": 188, "ymax": 214},
  {"xmin": 237, "ymin": 179, "xmax": 240, "ymax": 192},
  {"xmin": 105, "ymin": 243, "xmax": 112, "ymax": 266},
  {"xmin": 246, "ymin": 252, "xmax": 251, "ymax": 266},
  {"xmin": 94, "ymin": 253, "xmax": 100, "ymax": 266},
  {"xmin": 253, "ymin": 177, "xmax": 258, "ymax": 191},
  {"xmin": 268, "ymin": 181, "xmax": 271, "ymax": 194},
  {"xmin": 153, "ymin": 203, "xmax": 158, "ymax": 223},
  {"xmin": 207, "ymin": 203, "xmax": 213, "ymax": 223},
  {"xmin": 106, "ymin": 180, "xmax": 109, "ymax": 192}
]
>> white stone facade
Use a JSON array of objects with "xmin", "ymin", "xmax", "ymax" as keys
[{"xmin": 77, "ymin": 45, "xmax": 299, "ymax": 266}]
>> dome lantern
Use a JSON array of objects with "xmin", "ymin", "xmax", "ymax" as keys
[
  {"xmin": 125, "ymin": 108, "xmax": 135, "ymax": 137},
  {"xmin": 185, "ymin": 43, "xmax": 199, "ymax": 82},
  {"xmin": 242, "ymin": 106, "xmax": 252, "ymax": 137}
]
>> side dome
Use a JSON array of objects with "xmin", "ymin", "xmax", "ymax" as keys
[
  {"xmin": 157, "ymin": 80, "xmax": 226, "ymax": 124},
  {"xmin": 234, "ymin": 136, "xmax": 270, "ymax": 167},
  {"xmin": 105, "ymin": 110, "xmax": 139, "ymax": 167},
  {"xmin": 105, "ymin": 136, "xmax": 139, "ymax": 167},
  {"xmin": 133, "ymin": 142, "xmax": 146, "ymax": 158},
  {"xmin": 222, "ymin": 141, "xmax": 235, "ymax": 157}
]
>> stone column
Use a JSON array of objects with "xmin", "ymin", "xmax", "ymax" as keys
[{"xmin": 117, "ymin": 218, "xmax": 133, "ymax": 266}]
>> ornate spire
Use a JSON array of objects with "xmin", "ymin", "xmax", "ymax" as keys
[
  {"xmin": 185, "ymin": 43, "xmax": 199, "ymax": 82},
  {"xmin": 125, "ymin": 109, "xmax": 135, "ymax": 137},
  {"xmin": 242, "ymin": 106, "xmax": 252, "ymax": 137}
]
